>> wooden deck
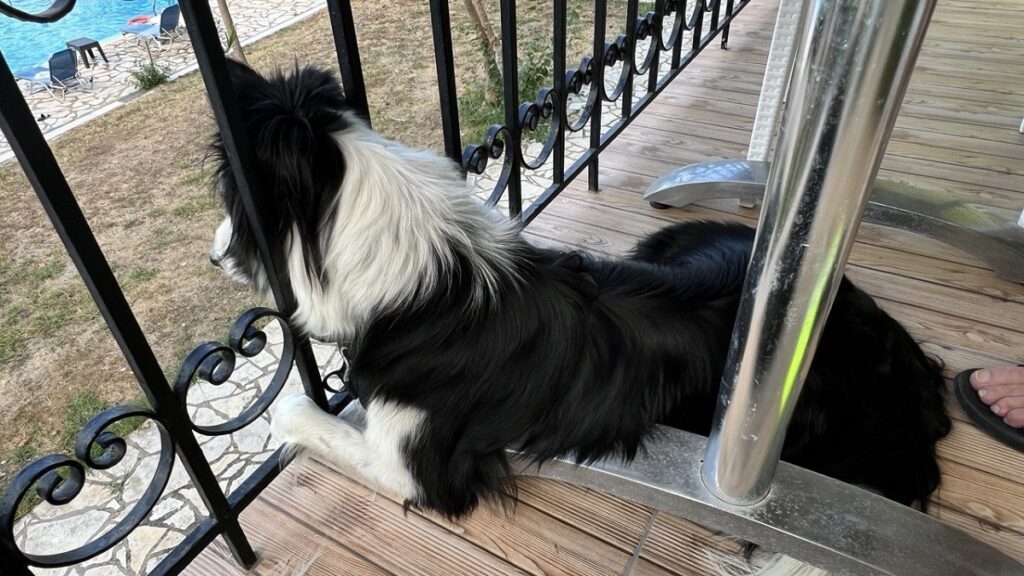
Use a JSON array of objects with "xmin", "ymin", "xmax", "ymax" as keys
[{"xmin": 190, "ymin": 0, "xmax": 1024, "ymax": 573}]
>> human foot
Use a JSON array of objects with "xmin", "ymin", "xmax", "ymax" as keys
[
  {"xmin": 954, "ymin": 365, "xmax": 1024, "ymax": 452},
  {"xmin": 969, "ymin": 365, "xmax": 1024, "ymax": 428}
]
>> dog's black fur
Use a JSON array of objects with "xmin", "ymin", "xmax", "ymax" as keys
[{"xmin": 212, "ymin": 62, "xmax": 952, "ymax": 519}]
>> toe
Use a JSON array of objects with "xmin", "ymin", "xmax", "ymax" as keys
[
  {"xmin": 976, "ymin": 383, "xmax": 1024, "ymax": 405},
  {"xmin": 971, "ymin": 365, "xmax": 1024, "ymax": 389},
  {"xmin": 991, "ymin": 393, "xmax": 1024, "ymax": 417},
  {"xmin": 1003, "ymin": 408, "xmax": 1024, "ymax": 429}
]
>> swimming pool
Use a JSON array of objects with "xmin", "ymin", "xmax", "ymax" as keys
[{"xmin": 0, "ymin": 0, "xmax": 176, "ymax": 73}]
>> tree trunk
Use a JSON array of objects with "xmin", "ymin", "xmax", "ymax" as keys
[
  {"xmin": 215, "ymin": 0, "xmax": 248, "ymax": 64},
  {"xmin": 462, "ymin": 0, "xmax": 501, "ymax": 103}
]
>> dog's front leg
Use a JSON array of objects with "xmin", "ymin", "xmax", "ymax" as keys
[{"xmin": 271, "ymin": 394, "xmax": 424, "ymax": 502}]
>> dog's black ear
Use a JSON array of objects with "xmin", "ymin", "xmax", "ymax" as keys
[{"xmin": 224, "ymin": 58, "xmax": 269, "ymax": 93}]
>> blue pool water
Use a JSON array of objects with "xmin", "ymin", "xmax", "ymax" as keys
[{"xmin": 0, "ymin": 0, "xmax": 175, "ymax": 73}]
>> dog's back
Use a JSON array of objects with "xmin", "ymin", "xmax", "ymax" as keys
[{"xmin": 632, "ymin": 221, "xmax": 951, "ymax": 506}]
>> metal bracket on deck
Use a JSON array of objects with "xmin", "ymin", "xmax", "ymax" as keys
[
  {"xmin": 643, "ymin": 159, "xmax": 1024, "ymax": 284},
  {"xmin": 517, "ymin": 425, "xmax": 1024, "ymax": 576}
]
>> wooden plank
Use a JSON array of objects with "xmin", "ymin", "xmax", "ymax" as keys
[
  {"xmin": 934, "ymin": 458, "xmax": 1024, "ymax": 537},
  {"xmin": 886, "ymin": 138, "xmax": 1024, "ymax": 175},
  {"xmin": 564, "ymin": 171, "xmax": 1010, "ymax": 269},
  {"xmin": 602, "ymin": 122, "xmax": 1024, "ymax": 211},
  {"xmin": 185, "ymin": 500, "xmax": 392, "ymax": 576},
  {"xmin": 842, "ymin": 266, "xmax": 1024, "ymax": 335},
  {"xmin": 515, "ymin": 476, "xmax": 653, "ymax": 553},
  {"xmin": 640, "ymin": 512, "xmax": 749, "ymax": 576},
  {"xmin": 186, "ymin": 540, "xmax": 251, "ymax": 576},
  {"xmin": 888, "ymin": 125, "xmax": 1024, "ymax": 163},
  {"xmin": 937, "ymin": 422, "xmax": 1024, "ymax": 492},
  {"xmin": 937, "ymin": 453, "xmax": 1024, "ymax": 537},
  {"xmin": 282, "ymin": 458, "xmax": 646, "ymax": 576},
  {"xmin": 908, "ymin": 70, "xmax": 1024, "ymax": 101},
  {"xmin": 919, "ymin": 42, "xmax": 1024, "ymax": 68},
  {"xmin": 264, "ymin": 459, "xmax": 529, "ymax": 576},
  {"xmin": 843, "ymin": 235, "xmax": 1024, "ymax": 303},
  {"xmin": 880, "ymin": 154, "xmax": 1024, "ymax": 196},
  {"xmin": 873, "ymin": 297, "xmax": 1023, "ymax": 369},
  {"xmin": 931, "ymin": 503, "xmax": 1024, "ymax": 565},
  {"xmin": 626, "ymin": 112, "xmax": 754, "ymax": 147},
  {"xmin": 415, "ymin": 499, "xmax": 638, "ymax": 576}
]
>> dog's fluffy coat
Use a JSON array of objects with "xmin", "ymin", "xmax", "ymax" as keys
[{"xmin": 210, "ymin": 62, "xmax": 951, "ymax": 518}]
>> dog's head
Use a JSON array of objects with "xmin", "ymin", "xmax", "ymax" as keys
[
  {"xmin": 208, "ymin": 60, "xmax": 352, "ymax": 296},
  {"xmin": 208, "ymin": 61, "xmax": 518, "ymax": 339}
]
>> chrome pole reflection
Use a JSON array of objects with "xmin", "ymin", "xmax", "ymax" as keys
[{"xmin": 702, "ymin": 0, "xmax": 938, "ymax": 505}]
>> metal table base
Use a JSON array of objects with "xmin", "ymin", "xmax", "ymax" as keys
[{"xmin": 643, "ymin": 160, "xmax": 1024, "ymax": 284}]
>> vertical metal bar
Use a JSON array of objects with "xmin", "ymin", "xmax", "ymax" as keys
[
  {"xmin": 691, "ymin": 4, "xmax": 703, "ymax": 53},
  {"xmin": 621, "ymin": 0, "xmax": 639, "ymax": 117},
  {"xmin": 325, "ymin": 0, "xmax": 371, "ymax": 125},
  {"xmin": 721, "ymin": 0, "xmax": 734, "ymax": 48},
  {"xmin": 709, "ymin": 0, "xmax": 720, "ymax": 33},
  {"xmin": 671, "ymin": 0, "xmax": 684, "ymax": 68},
  {"xmin": 647, "ymin": 1, "xmax": 662, "ymax": 94},
  {"xmin": 552, "ymin": 0, "xmax": 567, "ymax": 185},
  {"xmin": 0, "ymin": 49, "xmax": 258, "ymax": 568},
  {"xmin": 428, "ymin": 0, "xmax": 464, "ymax": 166},
  {"xmin": 177, "ymin": 0, "xmax": 329, "ymax": 415},
  {"xmin": 0, "ymin": 54, "xmax": 39, "ymax": 576},
  {"xmin": 701, "ymin": 0, "xmax": 938, "ymax": 505},
  {"xmin": 588, "ymin": 0, "xmax": 608, "ymax": 191},
  {"xmin": 499, "ymin": 0, "xmax": 522, "ymax": 217}
]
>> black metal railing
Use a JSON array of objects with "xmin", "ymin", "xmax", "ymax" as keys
[
  {"xmin": 442, "ymin": 0, "xmax": 750, "ymax": 222},
  {"xmin": 0, "ymin": 0, "xmax": 749, "ymax": 573}
]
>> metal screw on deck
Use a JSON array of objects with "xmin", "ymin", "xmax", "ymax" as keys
[{"xmin": 701, "ymin": 0, "xmax": 939, "ymax": 504}]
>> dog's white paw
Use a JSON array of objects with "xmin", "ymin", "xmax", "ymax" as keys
[{"xmin": 271, "ymin": 393, "xmax": 326, "ymax": 447}]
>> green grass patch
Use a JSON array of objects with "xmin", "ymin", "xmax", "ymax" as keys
[
  {"xmin": 0, "ymin": 256, "xmax": 93, "ymax": 368},
  {"xmin": 171, "ymin": 195, "xmax": 220, "ymax": 219},
  {"xmin": 181, "ymin": 168, "xmax": 211, "ymax": 187},
  {"xmin": 59, "ymin": 390, "xmax": 148, "ymax": 450},
  {"xmin": 125, "ymin": 266, "xmax": 159, "ymax": 286},
  {"xmin": 1, "ymin": 426, "xmax": 44, "ymax": 518},
  {"xmin": 131, "ymin": 64, "xmax": 169, "ymax": 90}
]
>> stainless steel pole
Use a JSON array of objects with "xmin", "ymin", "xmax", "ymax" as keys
[{"xmin": 701, "ymin": 0, "xmax": 937, "ymax": 505}]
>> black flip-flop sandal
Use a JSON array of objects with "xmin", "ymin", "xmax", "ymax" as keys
[{"xmin": 954, "ymin": 366, "xmax": 1024, "ymax": 452}]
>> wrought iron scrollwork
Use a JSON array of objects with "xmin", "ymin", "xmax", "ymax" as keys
[
  {"xmin": 601, "ymin": 35, "xmax": 632, "ymax": 101},
  {"xmin": 322, "ymin": 346, "xmax": 351, "ymax": 394},
  {"xmin": 658, "ymin": 0, "xmax": 685, "ymax": 52},
  {"xmin": 457, "ymin": 0, "xmax": 745, "ymax": 221},
  {"xmin": 565, "ymin": 56, "xmax": 597, "ymax": 132},
  {"xmin": 520, "ymin": 87, "xmax": 562, "ymax": 170},
  {"xmin": 173, "ymin": 307, "xmax": 295, "ymax": 436},
  {"xmin": 0, "ymin": 407, "xmax": 173, "ymax": 568},
  {"xmin": 0, "ymin": 0, "xmax": 75, "ymax": 23},
  {"xmin": 464, "ymin": 124, "xmax": 516, "ymax": 207}
]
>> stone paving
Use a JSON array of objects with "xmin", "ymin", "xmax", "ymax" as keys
[
  {"xmin": 14, "ymin": 320, "xmax": 346, "ymax": 576},
  {"xmin": 0, "ymin": 0, "xmax": 326, "ymax": 162}
]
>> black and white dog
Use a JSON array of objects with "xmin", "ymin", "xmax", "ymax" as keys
[{"xmin": 209, "ymin": 62, "xmax": 951, "ymax": 518}]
